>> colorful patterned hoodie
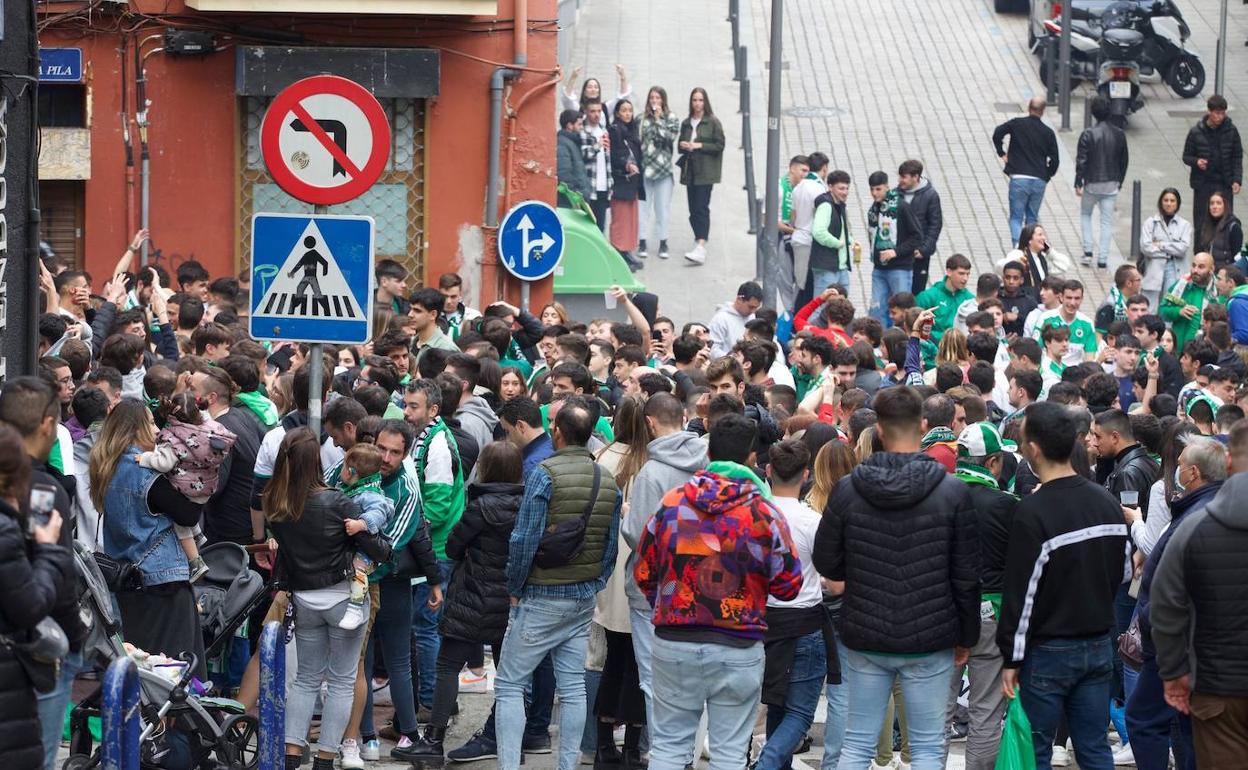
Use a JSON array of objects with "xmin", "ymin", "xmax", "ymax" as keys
[{"xmin": 634, "ymin": 469, "xmax": 802, "ymax": 643}]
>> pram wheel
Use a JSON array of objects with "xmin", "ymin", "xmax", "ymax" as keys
[
  {"xmin": 217, "ymin": 714, "xmax": 259, "ymax": 770},
  {"xmin": 61, "ymin": 755, "xmax": 94, "ymax": 770}
]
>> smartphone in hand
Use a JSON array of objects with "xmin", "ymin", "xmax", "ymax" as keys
[{"xmin": 29, "ymin": 483, "xmax": 57, "ymax": 536}]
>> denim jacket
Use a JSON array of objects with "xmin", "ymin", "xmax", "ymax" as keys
[{"xmin": 102, "ymin": 445, "xmax": 189, "ymax": 586}]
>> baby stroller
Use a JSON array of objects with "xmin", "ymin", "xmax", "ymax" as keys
[{"xmin": 64, "ymin": 542, "xmax": 270, "ymax": 770}]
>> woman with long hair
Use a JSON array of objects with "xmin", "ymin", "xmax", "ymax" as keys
[
  {"xmin": 677, "ymin": 87, "xmax": 725, "ymax": 265},
  {"xmin": 805, "ymin": 440, "xmax": 859, "ymax": 513},
  {"xmin": 639, "ymin": 86, "xmax": 681, "ymax": 259},
  {"xmin": 91, "ymin": 399, "xmax": 206, "ymax": 676},
  {"xmin": 560, "ymin": 64, "xmax": 632, "ymax": 118},
  {"xmin": 591, "ymin": 396, "xmax": 650, "ymax": 766},
  {"xmin": 408, "ymin": 441, "xmax": 526, "ymax": 761},
  {"xmin": 1139, "ymin": 187, "xmax": 1193, "ymax": 308},
  {"xmin": 499, "ymin": 366, "xmax": 528, "ymax": 402},
  {"xmin": 1196, "ymin": 190, "xmax": 1243, "ymax": 270},
  {"xmin": 0, "ymin": 424, "xmax": 72, "ymax": 769},
  {"xmin": 264, "ymin": 428, "xmax": 391, "ymax": 770},
  {"xmin": 1133, "ymin": 421, "xmax": 1200, "ymax": 557},
  {"xmin": 998, "ymin": 223, "xmax": 1072, "ymax": 295},
  {"xmin": 539, "ymin": 302, "xmax": 569, "ymax": 328},
  {"xmin": 609, "ymin": 99, "xmax": 646, "ymax": 272}
]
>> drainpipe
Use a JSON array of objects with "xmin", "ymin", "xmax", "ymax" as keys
[{"xmin": 485, "ymin": 67, "xmax": 520, "ymax": 231}]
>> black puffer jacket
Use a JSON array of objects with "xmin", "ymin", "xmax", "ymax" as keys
[
  {"xmin": 814, "ymin": 452, "xmax": 980, "ymax": 654},
  {"xmin": 0, "ymin": 498, "xmax": 74, "ymax": 769},
  {"xmin": 1183, "ymin": 116, "xmax": 1243, "ymax": 190},
  {"xmin": 440, "ymin": 482, "xmax": 524, "ymax": 644}
]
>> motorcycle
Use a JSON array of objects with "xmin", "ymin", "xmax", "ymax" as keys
[{"xmin": 1037, "ymin": 1, "xmax": 1204, "ymax": 100}]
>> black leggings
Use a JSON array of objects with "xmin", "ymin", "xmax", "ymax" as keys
[{"xmin": 430, "ymin": 636, "xmax": 502, "ymax": 729}]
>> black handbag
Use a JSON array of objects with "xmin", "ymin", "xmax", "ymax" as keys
[
  {"xmin": 0, "ymin": 616, "xmax": 69, "ymax": 693},
  {"xmin": 93, "ymin": 528, "xmax": 171, "ymax": 593},
  {"xmin": 533, "ymin": 465, "xmax": 602, "ymax": 570}
]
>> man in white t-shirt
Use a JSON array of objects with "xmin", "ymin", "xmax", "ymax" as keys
[
  {"xmin": 789, "ymin": 152, "xmax": 832, "ymax": 307},
  {"xmin": 760, "ymin": 440, "xmax": 837, "ymax": 769}
]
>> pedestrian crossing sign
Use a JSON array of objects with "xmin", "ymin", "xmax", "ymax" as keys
[{"xmin": 249, "ymin": 212, "xmax": 375, "ymax": 344}]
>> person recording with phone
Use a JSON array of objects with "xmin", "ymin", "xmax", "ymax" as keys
[
  {"xmin": 0, "ymin": 423, "xmax": 74, "ymax": 770},
  {"xmin": 0, "ymin": 376, "xmax": 90, "ymax": 770}
]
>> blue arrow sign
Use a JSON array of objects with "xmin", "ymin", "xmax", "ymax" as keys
[
  {"xmin": 498, "ymin": 201, "xmax": 565, "ymax": 281},
  {"xmin": 250, "ymin": 213, "xmax": 375, "ymax": 344}
]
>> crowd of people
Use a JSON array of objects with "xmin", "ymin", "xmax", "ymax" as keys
[
  {"xmin": 556, "ymin": 66, "xmax": 724, "ymax": 267},
  {"xmin": 4, "ymin": 76, "xmax": 1248, "ymax": 770}
]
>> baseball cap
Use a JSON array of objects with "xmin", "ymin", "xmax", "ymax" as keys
[{"xmin": 957, "ymin": 422, "xmax": 1018, "ymax": 457}]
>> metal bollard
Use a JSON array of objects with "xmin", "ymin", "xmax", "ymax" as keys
[
  {"xmin": 739, "ymin": 74, "xmax": 750, "ymax": 115},
  {"xmin": 1084, "ymin": 93, "xmax": 1094, "ymax": 129},
  {"xmin": 258, "ymin": 621, "xmax": 287, "ymax": 770},
  {"xmin": 1130, "ymin": 180, "xmax": 1143, "ymax": 261},
  {"xmin": 730, "ymin": 0, "xmax": 740, "ymax": 51},
  {"xmin": 101, "ymin": 657, "xmax": 141, "ymax": 770},
  {"xmin": 734, "ymin": 46, "xmax": 747, "ymax": 82},
  {"xmin": 1045, "ymin": 37, "xmax": 1058, "ymax": 106}
]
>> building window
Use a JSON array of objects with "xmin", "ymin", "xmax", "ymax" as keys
[
  {"xmin": 238, "ymin": 97, "xmax": 427, "ymax": 285},
  {"xmin": 38, "ymin": 85, "xmax": 86, "ymax": 128}
]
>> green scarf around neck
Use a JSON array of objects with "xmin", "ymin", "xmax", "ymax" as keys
[
  {"xmin": 705, "ymin": 460, "xmax": 774, "ymax": 501},
  {"xmin": 920, "ymin": 426, "xmax": 957, "ymax": 451}
]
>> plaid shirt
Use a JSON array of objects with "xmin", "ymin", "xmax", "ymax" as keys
[
  {"xmin": 505, "ymin": 464, "xmax": 621, "ymax": 600},
  {"xmin": 580, "ymin": 122, "xmax": 611, "ymax": 194}
]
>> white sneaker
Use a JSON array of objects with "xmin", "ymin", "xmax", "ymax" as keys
[
  {"xmin": 459, "ymin": 667, "xmax": 489, "ymax": 693},
  {"xmin": 1113, "ymin": 743, "xmax": 1135, "ymax": 765},
  {"xmin": 340, "ymin": 738, "xmax": 364, "ymax": 769},
  {"xmin": 684, "ymin": 244, "xmax": 706, "ymax": 265},
  {"xmin": 360, "ymin": 739, "xmax": 380, "ymax": 761},
  {"xmin": 1051, "ymin": 744, "xmax": 1071, "ymax": 767},
  {"xmin": 869, "ymin": 761, "xmax": 894, "ymax": 770}
]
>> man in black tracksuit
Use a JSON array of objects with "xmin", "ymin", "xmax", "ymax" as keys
[
  {"xmin": 998, "ymin": 402, "xmax": 1130, "ymax": 770},
  {"xmin": 1182, "ymin": 94, "xmax": 1243, "ymax": 236}
]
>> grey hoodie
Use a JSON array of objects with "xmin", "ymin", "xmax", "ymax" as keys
[
  {"xmin": 623, "ymin": 430, "xmax": 709, "ymax": 611},
  {"xmin": 456, "ymin": 396, "xmax": 499, "ymax": 459}
]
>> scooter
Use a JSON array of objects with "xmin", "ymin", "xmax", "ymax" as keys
[
  {"xmin": 1037, "ymin": 1, "xmax": 1204, "ymax": 99},
  {"xmin": 1039, "ymin": 9, "xmax": 1144, "ymax": 127}
]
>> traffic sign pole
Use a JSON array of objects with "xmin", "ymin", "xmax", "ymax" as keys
[{"xmin": 308, "ymin": 204, "xmax": 328, "ymax": 439}]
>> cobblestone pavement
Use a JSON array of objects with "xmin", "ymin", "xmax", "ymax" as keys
[{"xmin": 749, "ymin": 0, "xmax": 1248, "ymax": 316}]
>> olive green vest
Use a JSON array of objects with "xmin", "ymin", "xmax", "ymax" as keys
[{"xmin": 527, "ymin": 446, "xmax": 619, "ymax": 585}]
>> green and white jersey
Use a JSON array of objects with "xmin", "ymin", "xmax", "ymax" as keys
[{"xmin": 1033, "ymin": 309, "xmax": 1098, "ymax": 366}]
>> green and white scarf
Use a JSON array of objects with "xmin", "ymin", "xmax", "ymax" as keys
[{"xmin": 920, "ymin": 426, "xmax": 957, "ymax": 451}]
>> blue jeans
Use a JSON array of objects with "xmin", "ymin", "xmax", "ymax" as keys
[
  {"xmin": 411, "ymin": 559, "xmax": 454, "ymax": 706},
  {"xmin": 812, "ymin": 269, "xmax": 851, "ymax": 298},
  {"xmin": 363, "ymin": 577, "xmax": 418, "ymax": 736},
  {"xmin": 871, "ymin": 268, "xmax": 913, "ymax": 326},
  {"xmin": 629, "ymin": 607, "xmax": 657, "ymax": 730},
  {"xmin": 38, "ymin": 651, "xmax": 84, "ymax": 770},
  {"xmin": 1009, "ymin": 177, "xmax": 1048, "ymax": 244},
  {"xmin": 286, "ymin": 595, "xmax": 368, "ymax": 754},
  {"xmin": 479, "ymin": 653, "xmax": 555, "ymax": 742},
  {"xmin": 649, "ymin": 636, "xmax": 763, "ymax": 770},
  {"xmin": 820, "ymin": 663, "xmax": 849, "ymax": 769},
  {"xmin": 1126, "ymin": 655, "xmax": 1195, "ymax": 770},
  {"xmin": 836, "ymin": 648, "xmax": 954, "ymax": 770},
  {"xmin": 1019, "ymin": 635, "xmax": 1115, "ymax": 770},
  {"xmin": 495, "ymin": 595, "xmax": 596, "ymax": 770},
  {"xmin": 758, "ymin": 630, "xmax": 827, "ymax": 770},
  {"xmin": 1080, "ymin": 190, "xmax": 1118, "ymax": 264}
]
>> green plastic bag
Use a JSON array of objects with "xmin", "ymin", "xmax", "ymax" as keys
[{"xmin": 995, "ymin": 697, "xmax": 1037, "ymax": 770}]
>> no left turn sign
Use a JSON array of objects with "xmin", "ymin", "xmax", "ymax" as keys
[{"xmin": 260, "ymin": 75, "xmax": 392, "ymax": 206}]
